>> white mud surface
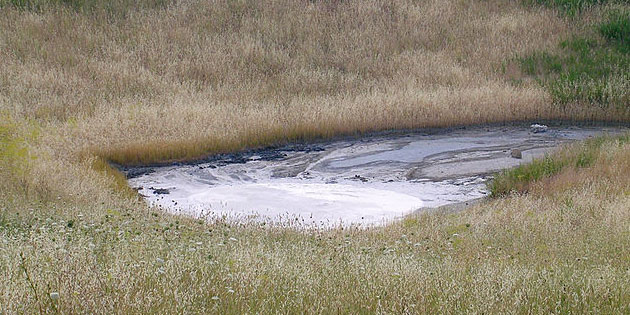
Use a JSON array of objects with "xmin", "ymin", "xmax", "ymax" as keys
[{"xmin": 127, "ymin": 125, "xmax": 628, "ymax": 226}]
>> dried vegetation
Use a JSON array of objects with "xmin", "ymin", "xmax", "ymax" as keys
[{"xmin": 1, "ymin": 0, "xmax": 629, "ymax": 313}]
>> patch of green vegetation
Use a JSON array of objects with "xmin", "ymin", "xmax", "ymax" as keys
[
  {"xmin": 401, "ymin": 217, "xmax": 419, "ymax": 229},
  {"xmin": 488, "ymin": 135, "xmax": 630, "ymax": 197},
  {"xmin": 0, "ymin": 0, "xmax": 172, "ymax": 16},
  {"xmin": 489, "ymin": 155, "xmax": 566, "ymax": 197},
  {"xmin": 444, "ymin": 223, "xmax": 470, "ymax": 237},
  {"xmin": 599, "ymin": 8, "xmax": 630, "ymax": 53},
  {"xmin": 0, "ymin": 115, "xmax": 41, "ymax": 197},
  {"xmin": 524, "ymin": 0, "xmax": 612, "ymax": 16},
  {"xmin": 518, "ymin": 51, "xmax": 564, "ymax": 75},
  {"xmin": 516, "ymin": 8, "xmax": 630, "ymax": 109},
  {"xmin": 90, "ymin": 156, "xmax": 139, "ymax": 198},
  {"xmin": 0, "ymin": 117, "xmax": 30, "ymax": 176}
]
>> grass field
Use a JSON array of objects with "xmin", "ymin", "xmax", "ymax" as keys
[{"xmin": 1, "ymin": 0, "xmax": 629, "ymax": 313}]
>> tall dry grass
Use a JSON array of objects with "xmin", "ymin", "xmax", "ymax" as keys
[
  {"xmin": 2, "ymin": 135, "xmax": 630, "ymax": 313},
  {"xmin": 1, "ymin": 0, "xmax": 630, "ymax": 312},
  {"xmin": 1, "ymin": 0, "xmax": 595, "ymax": 166}
]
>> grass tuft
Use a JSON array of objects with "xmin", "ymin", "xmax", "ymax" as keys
[
  {"xmin": 0, "ymin": 0, "xmax": 172, "ymax": 16},
  {"xmin": 599, "ymin": 8, "xmax": 630, "ymax": 53},
  {"xmin": 524, "ymin": 0, "xmax": 613, "ymax": 16},
  {"xmin": 516, "ymin": 9, "xmax": 630, "ymax": 109},
  {"xmin": 488, "ymin": 134, "xmax": 630, "ymax": 196},
  {"xmin": 90, "ymin": 156, "xmax": 139, "ymax": 198}
]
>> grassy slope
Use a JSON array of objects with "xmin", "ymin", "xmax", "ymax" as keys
[
  {"xmin": 514, "ymin": 6, "xmax": 629, "ymax": 109},
  {"xmin": 2, "ymin": 135, "xmax": 630, "ymax": 313},
  {"xmin": 0, "ymin": 0, "xmax": 602, "ymax": 166},
  {"xmin": 489, "ymin": 134, "xmax": 630, "ymax": 196},
  {"xmin": 1, "ymin": 0, "xmax": 629, "ymax": 313}
]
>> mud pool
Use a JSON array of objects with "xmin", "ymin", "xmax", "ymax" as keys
[{"xmin": 126, "ymin": 125, "xmax": 628, "ymax": 226}]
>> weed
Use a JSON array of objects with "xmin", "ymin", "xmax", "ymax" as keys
[
  {"xmin": 0, "ymin": 0, "xmax": 172, "ymax": 17},
  {"xmin": 524, "ymin": 0, "xmax": 612, "ymax": 16},
  {"xmin": 488, "ymin": 135, "xmax": 625, "ymax": 196},
  {"xmin": 599, "ymin": 8, "xmax": 630, "ymax": 53},
  {"xmin": 517, "ymin": 8, "xmax": 630, "ymax": 109},
  {"xmin": 19, "ymin": 252, "xmax": 43, "ymax": 314}
]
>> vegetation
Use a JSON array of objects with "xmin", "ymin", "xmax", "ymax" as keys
[
  {"xmin": 599, "ymin": 8, "xmax": 630, "ymax": 53},
  {"xmin": 524, "ymin": 0, "xmax": 613, "ymax": 16},
  {"xmin": 2, "ymin": 0, "xmax": 610, "ymax": 165},
  {"xmin": 515, "ymin": 5, "xmax": 629, "ymax": 109},
  {"xmin": 0, "ymin": 0, "xmax": 629, "ymax": 313},
  {"xmin": 0, "ymin": 0, "xmax": 172, "ymax": 16},
  {"xmin": 3, "ymin": 135, "xmax": 630, "ymax": 313},
  {"xmin": 488, "ymin": 134, "xmax": 630, "ymax": 196}
]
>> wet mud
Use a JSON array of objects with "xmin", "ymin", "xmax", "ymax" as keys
[{"xmin": 124, "ymin": 124, "xmax": 629, "ymax": 226}]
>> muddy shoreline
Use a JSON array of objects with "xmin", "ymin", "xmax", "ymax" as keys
[
  {"xmin": 124, "ymin": 122, "xmax": 629, "ymax": 226},
  {"xmin": 116, "ymin": 120, "xmax": 630, "ymax": 179}
]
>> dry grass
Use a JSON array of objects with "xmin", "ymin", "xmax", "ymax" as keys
[
  {"xmin": 1, "ymin": 0, "xmax": 630, "ymax": 313},
  {"xmin": 2, "ymin": 136, "xmax": 630, "ymax": 313},
  {"xmin": 2, "ymin": 0, "xmax": 612, "ymax": 165},
  {"xmin": 488, "ymin": 135, "xmax": 630, "ymax": 196}
]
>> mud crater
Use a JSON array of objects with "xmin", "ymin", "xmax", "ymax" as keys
[{"xmin": 125, "ymin": 124, "xmax": 628, "ymax": 226}]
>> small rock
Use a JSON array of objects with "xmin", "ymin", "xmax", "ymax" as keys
[
  {"xmin": 353, "ymin": 175, "xmax": 368, "ymax": 182},
  {"xmin": 530, "ymin": 124, "xmax": 548, "ymax": 133},
  {"xmin": 511, "ymin": 149, "xmax": 522, "ymax": 159},
  {"xmin": 151, "ymin": 188, "xmax": 170, "ymax": 195}
]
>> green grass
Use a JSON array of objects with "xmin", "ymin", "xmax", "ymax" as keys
[
  {"xmin": 0, "ymin": 0, "xmax": 172, "ymax": 16},
  {"xmin": 516, "ymin": 9, "xmax": 630, "ymax": 109},
  {"xmin": 90, "ymin": 157, "xmax": 139, "ymax": 198},
  {"xmin": 0, "ymin": 115, "xmax": 38, "ymax": 194},
  {"xmin": 488, "ymin": 134, "xmax": 630, "ymax": 196},
  {"xmin": 524, "ymin": 0, "xmax": 613, "ymax": 16},
  {"xmin": 488, "ymin": 156, "xmax": 566, "ymax": 197},
  {"xmin": 599, "ymin": 8, "xmax": 630, "ymax": 53}
]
